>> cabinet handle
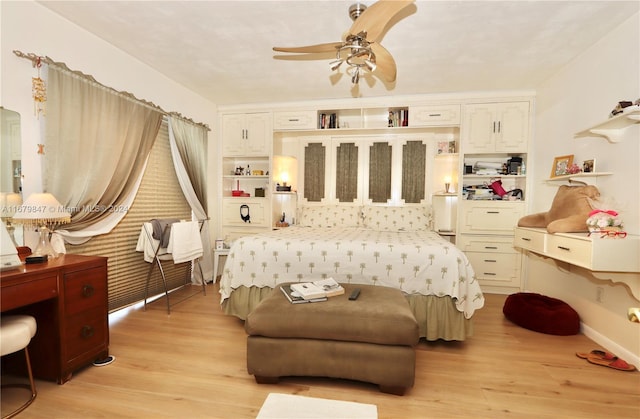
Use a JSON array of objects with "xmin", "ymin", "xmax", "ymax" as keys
[
  {"xmin": 82, "ymin": 284, "xmax": 95, "ymax": 298},
  {"xmin": 484, "ymin": 259, "xmax": 497, "ymax": 263},
  {"xmin": 493, "ymin": 121, "xmax": 496, "ymax": 133},
  {"xmin": 484, "ymin": 246, "xmax": 498, "ymax": 250},
  {"xmin": 428, "ymin": 113, "xmax": 441, "ymax": 117},
  {"xmin": 81, "ymin": 325, "xmax": 95, "ymax": 339},
  {"xmin": 486, "ymin": 211, "xmax": 500, "ymax": 214},
  {"xmin": 520, "ymin": 237, "xmax": 531, "ymax": 242},
  {"xmin": 288, "ymin": 118, "xmax": 299, "ymax": 122},
  {"xmin": 497, "ymin": 121, "xmax": 501, "ymax": 133},
  {"xmin": 483, "ymin": 272, "xmax": 497, "ymax": 276},
  {"xmin": 557, "ymin": 246, "xmax": 571, "ymax": 251}
]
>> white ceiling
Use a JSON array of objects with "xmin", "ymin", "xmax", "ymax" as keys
[{"xmin": 39, "ymin": 1, "xmax": 639, "ymax": 106}]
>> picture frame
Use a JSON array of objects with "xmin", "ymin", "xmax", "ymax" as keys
[
  {"xmin": 583, "ymin": 159, "xmax": 595, "ymax": 173},
  {"xmin": 550, "ymin": 154, "xmax": 574, "ymax": 178}
]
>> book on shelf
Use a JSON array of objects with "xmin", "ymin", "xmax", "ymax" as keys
[
  {"xmin": 280, "ymin": 285, "xmax": 327, "ymax": 304},
  {"xmin": 290, "ymin": 278, "xmax": 345, "ymax": 299}
]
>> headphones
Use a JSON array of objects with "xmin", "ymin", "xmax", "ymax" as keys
[{"xmin": 240, "ymin": 204, "xmax": 251, "ymax": 223}]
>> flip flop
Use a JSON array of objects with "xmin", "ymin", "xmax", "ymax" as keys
[
  {"xmin": 586, "ymin": 355, "xmax": 637, "ymax": 372},
  {"xmin": 575, "ymin": 350, "xmax": 614, "ymax": 360}
]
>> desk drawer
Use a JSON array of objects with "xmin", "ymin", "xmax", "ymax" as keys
[
  {"xmin": 64, "ymin": 306, "xmax": 107, "ymax": 363},
  {"xmin": 64, "ymin": 267, "xmax": 107, "ymax": 316},
  {"xmin": 546, "ymin": 234, "xmax": 591, "ymax": 268},
  {"xmin": 1, "ymin": 273, "xmax": 58, "ymax": 312},
  {"xmin": 514, "ymin": 227, "xmax": 546, "ymax": 253}
]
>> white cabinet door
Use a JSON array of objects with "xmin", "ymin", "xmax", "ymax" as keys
[
  {"xmin": 245, "ymin": 113, "xmax": 271, "ymax": 155},
  {"xmin": 462, "ymin": 104, "xmax": 495, "ymax": 153},
  {"xmin": 495, "ymin": 102, "xmax": 529, "ymax": 152},
  {"xmin": 222, "ymin": 113, "xmax": 271, "ymax": 156},
  {"xmin": 462, "ymin": 102, "xmax": 529, "ymax": 153},
  {"xmin": 222, "ymin": 114, "xmax": 247, "ymax": 156}
]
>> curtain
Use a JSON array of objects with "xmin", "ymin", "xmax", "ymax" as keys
[
  {"xmin": 168, "ymin": 116, "xmax": 213, "ymax": 284},
  {"xmin": 43, "ymin": 65, "xmax": 162, "ymax": 244}
]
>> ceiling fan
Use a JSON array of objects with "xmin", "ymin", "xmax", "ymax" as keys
[{"xmin": 273, "ymin": 0, "xmax": 415, "ymax": 85}]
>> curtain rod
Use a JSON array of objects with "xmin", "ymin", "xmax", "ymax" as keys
[{"xmin": 13, "ymin": 50, "xmax": 210, "ymax": 131}]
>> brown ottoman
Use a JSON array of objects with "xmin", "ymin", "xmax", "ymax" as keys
[{"xmin": 245, "ymin": 283, "xmax": 419, "ymax": 395}]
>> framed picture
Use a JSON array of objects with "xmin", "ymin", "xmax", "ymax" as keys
[
  {"xmin": 583, "ymin": 159, "xmax": 595, "ymax": 173},
  {"xmin": 550, "ymin": 154, "xmax": 574, "ymax": 178}
]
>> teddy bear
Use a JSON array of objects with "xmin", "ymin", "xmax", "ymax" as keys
[{"xmin": 517, "ymin": 185, "xmax": 600, "ymax": 234}]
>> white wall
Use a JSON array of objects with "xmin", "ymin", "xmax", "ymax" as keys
[
  {"xmin": 530, "ymin": 12, "xmax": 639, "ymax": 363},
  {"xmin": 0, "ymin": 1, "xmax": 218, "ymax": 239}
]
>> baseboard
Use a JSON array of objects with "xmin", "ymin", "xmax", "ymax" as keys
[{"xmin": 581, "ymin": 322, "xmax": 639, "ymax": 369}]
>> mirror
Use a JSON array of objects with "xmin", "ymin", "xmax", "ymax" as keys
[{"xmin": 1, "ymin": 107, "xmax": 23, "ymax": 245}]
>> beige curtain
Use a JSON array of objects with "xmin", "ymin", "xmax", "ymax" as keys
[
  {"xmin": 167, "ymin": 116, "xmax": 213, "ymax": 283},
  {"xmin": 43, "ymin": 65, "xmax": 162, "ymax": 244}
]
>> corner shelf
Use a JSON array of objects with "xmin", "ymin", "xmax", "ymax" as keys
[{"xmin": 574, "ymin": 106, "xmax": 640, "ymax": 143}]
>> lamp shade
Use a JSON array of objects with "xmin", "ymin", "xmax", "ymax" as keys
[
  {"xmin": 1, "ymin": 192, "xmax": 23, "ymax": 218},
  {"xmin": 273, "ymin": 155, "xmax": 297, "ymax": 189},
  {"xmin": 11, "ymin": 193, "xmax": 71, "ymax": 227}
]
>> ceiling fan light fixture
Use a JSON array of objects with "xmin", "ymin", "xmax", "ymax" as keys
[
  {"xmin": 364, "ymin": 58, "xmax": 376, "ymax": 72},
  {"xmin": 351, "ymin": 67, "xmax": 360, "ymax": 84},
  {"xmin": 329, "ymin": 58, "xmax": 344, "ymax": 71}
]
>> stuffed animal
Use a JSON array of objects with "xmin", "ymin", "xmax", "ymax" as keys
[{"xmin": 518, "ymin": 185, "xmax": 600, "ymax": 233}]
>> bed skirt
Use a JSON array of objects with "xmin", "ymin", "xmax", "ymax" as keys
[{"xmin": 221, "ymin": 286, "xmax": 473, "ymax": 341}]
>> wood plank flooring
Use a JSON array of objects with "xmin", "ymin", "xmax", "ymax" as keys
[{"xmin": 2, "ymin": 284, "xmax": 639, "ymax": 418}]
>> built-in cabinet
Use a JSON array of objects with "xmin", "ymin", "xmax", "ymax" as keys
[
  {"xmin": 220, "ymin": 112, "xmax": 272, "ymax": 243},
  {"xmin": 218, "ymin": 96, "xmax": 534, "ymax": 294},
  {"xmin": 457, "ymin": 100, "xmax": 532, "ymax": 293}
]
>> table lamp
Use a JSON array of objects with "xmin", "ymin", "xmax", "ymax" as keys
[
  {"xmin": 1, "ymin": 192, "xmax": 23, "ymax": 246},
  {"xmin": 11, "ymin": 192, "xmax": 70, "ymax": 259}
]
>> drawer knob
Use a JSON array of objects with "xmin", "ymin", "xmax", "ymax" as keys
[
  {"xmin": 82, "ymin": 284, "xmax": 95, "ymax": 298},
  {"xmin": 81, "ymin": 325, "xmax": 95, "ymax": 339}
]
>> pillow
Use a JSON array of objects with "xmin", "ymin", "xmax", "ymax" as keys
[
  {"xmin": 362, "ymin": 206, "xmax": 431, "ymax": 231},
  {"xmin": 297, "ymin": 205, "xmax": 362, "ymax": 227}
]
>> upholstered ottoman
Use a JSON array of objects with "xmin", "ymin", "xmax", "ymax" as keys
[{"xmin": 245, "ymin": 283, "xmax": 419, "ymax": 395}]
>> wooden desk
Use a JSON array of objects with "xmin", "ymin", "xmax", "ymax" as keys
[{"xmin": 1, "ymin": 254, "xmax": 109, "ymax": 384}]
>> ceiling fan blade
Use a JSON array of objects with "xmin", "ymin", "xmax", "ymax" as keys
[
  {"xmin": 349, "ymin": 0, "xmax": 415, "ymax": 42},
  {"xmin": 370, "ymin": 43, "xmax": 397, "ymax": 83},
  {"xmin": 273, "ymin": 42, "xmax": 342, "ymax": 54}
]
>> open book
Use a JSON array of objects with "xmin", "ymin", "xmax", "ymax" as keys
[
  {"xmin": 290, "ymin": 278, "xmax": 345, "ymax": 300},
  {"xmin": 280, "ymin": 285, "xmax": 327, "ymax": 304}
]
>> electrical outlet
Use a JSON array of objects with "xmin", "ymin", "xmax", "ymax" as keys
[{"xmin": 596, "ymin": 287, "xmax": 605, "ymax": 303}]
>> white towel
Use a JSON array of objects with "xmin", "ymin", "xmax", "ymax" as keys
[
  {"xmin": 135, "ymin": 223, "xmax": 172, "ymax": 263},
  {"xmin": 167, "ymin": 221, "xmax": 203, "ymax": 264}
]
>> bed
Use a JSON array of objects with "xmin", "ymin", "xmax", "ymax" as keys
[{"xmin": 219, "ymin": 205, "xmax": 485, "ymax": 341}]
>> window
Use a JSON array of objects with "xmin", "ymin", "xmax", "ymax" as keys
[{"xmin": 68, "ymin": 118, "xmax": 192, "ymax": 312}]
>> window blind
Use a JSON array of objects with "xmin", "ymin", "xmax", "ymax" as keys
[{"xmin": 67, "ymin": 118, "xmax": 192, "ymax": 312}]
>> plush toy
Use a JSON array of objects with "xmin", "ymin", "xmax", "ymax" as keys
[{"xmin": 518, "ymin": 185, "xmax": 600, "ymax": 233}]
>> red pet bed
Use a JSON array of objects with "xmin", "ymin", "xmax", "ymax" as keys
[{"xmin": 503, "ymin": 292, "xmax": 580, "ymax": 335}]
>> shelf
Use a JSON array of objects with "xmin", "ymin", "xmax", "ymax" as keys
[
  {"xmin": 464, "ymin": 174, "xmax": 525, "ymax": 179},
  {"xmin": 574, "ymin": 106, "xmax": 640, "ymax": 143},
  {"xmin": 223, "ymin": 175, "xmax": 270, "ymax": 179},
  {"xmin": 546, "ymin": 172, "xmax": 612, "ymax": 183}
]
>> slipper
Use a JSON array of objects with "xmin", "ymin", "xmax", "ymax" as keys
[
  {"xmin": 586, "ymin": 355, "xmax": 637, "ymax": 372},
  {"xmin": 575, "ymin": 350, "xmax": 615, "ymax": 361}
]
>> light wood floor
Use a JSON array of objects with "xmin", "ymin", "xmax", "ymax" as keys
[{"xmin": 2, "ymin": 284, "xmax": 639, "ymax": 418}]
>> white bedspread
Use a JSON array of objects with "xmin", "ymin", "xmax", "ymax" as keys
[{"xmin": 219, "ymin": 227, "xmax": 484, "ymax": 318}]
